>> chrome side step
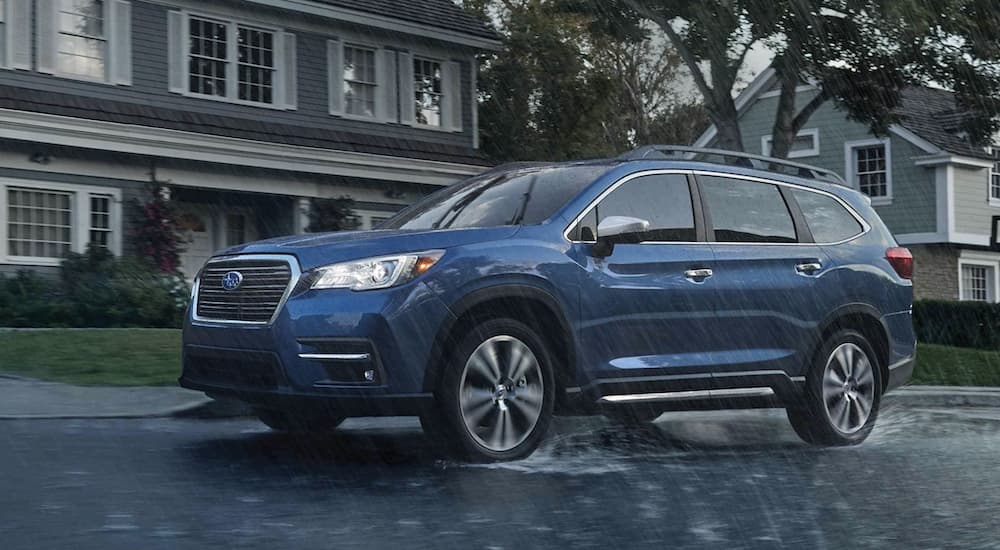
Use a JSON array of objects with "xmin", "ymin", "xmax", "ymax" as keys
[{"xmin": 598, "ymin": 387, "xmax": 775, "ymax": 404}]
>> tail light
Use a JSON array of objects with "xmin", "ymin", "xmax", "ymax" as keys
[{"xmin": 886, "ymin": 247, "xmax": 913, "ymax": 279}]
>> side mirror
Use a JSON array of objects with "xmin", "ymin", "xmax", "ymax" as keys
[{"xmin": 591, "ymin": 216, "xmax": 650, "ymax": 257}]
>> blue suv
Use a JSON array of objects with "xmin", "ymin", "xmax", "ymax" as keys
[{"xmin": 181, "ymin": 146, "xmax": 916, "ymax": 461}]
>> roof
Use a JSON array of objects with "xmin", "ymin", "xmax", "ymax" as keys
[
  {"xmin": 895, "ymin": 86, "xmax": 993, "ymax": 160},
  {"xmin": 0, "ymin": 85, "xmax": 490, "ymax": 167},
  {"xmin": 312, "ymin": 0, "xmax": 499, "ymax": 41}
]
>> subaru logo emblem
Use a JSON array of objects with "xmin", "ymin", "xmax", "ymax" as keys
[{"xmin": 221, "ymin": 271, "xmax": 243, "ymax": 291}]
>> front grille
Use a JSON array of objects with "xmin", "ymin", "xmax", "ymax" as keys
[{"xmin": 196, "ymin": 258, "xmax": 293, "ymax": 323}]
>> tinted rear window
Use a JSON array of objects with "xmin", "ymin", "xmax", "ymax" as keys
[
  {"xmin": 700, "ymin": 175, "xmax": 797, "ymax": 243},
  {"xmin": 382, "ymin": 165, "xmax": 609, "ymax": 230},
  {"xmin": 790, "ymin": 188, "xmax": 864, "ymax": 243}
]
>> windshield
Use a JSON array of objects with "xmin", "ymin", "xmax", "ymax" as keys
[{"xmin": 381, "ymin": 165, "xmax": 610, "ymax": 230}]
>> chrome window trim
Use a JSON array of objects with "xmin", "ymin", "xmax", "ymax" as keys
[
  {"xmin": 191, "ymin": 253, "xmax": 301, "ymax": 327},
  {"xmin": 562, "ymin": 168, "xmax": 872, "ymax": 247}
]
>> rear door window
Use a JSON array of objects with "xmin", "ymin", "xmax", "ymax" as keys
[
  {"xmin": 700, "ymin": 175, "xmax": 797, "ymax": 243},
  {"xmin": 790, "ymin": 188, "xmax": 864, "ymax": 243}
]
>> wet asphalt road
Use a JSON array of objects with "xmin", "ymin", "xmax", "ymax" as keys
[{"xmin": 2, "ymin": 403, "xmax": 1000, "ymax": 549}]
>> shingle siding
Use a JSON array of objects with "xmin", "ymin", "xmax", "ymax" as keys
[{"xmin": 735, "ymin": 91, "xmax": 937, "ymax": 236}]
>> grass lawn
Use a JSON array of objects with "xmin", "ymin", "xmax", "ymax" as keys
[
  {"xmin": 0, "ymin": 329, "xmax": 181, "ymax": 386},
  {"xmin": 0, "ymin": 329, "xmax": 998, "ymax": 387},
  {"xmin": 912, "ymin": 343, "xmax": 1000, "ymax": 387}
]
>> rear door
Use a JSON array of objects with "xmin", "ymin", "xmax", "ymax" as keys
[
  {"xmin": 573, "ymin": 171, "xmax": 722, "ymax": 381},
  {"xmin": 697, "ymin": 173, "xmax": 830, "ymax": 378}
]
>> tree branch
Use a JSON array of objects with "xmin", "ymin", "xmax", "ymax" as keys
[
  {"xmin": 621, "ymin": 0, "xmax": 715, "ymax": 106},
  {"xmin": 791, "ymin": 88, "xmax": 830, "ymax": 133}
]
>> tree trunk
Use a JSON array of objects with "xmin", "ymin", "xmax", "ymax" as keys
[
  {"xmin": 769, "ymin": 75, "xmax": 799, "ymax": 159},
  {"xmin": 710, "ymin": 93, "xmax": 743, "ymax": 151}
]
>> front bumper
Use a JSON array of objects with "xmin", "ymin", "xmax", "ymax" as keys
[{"xmin": 180, "ymin": 280, "xmax": 454, "ymax": 413}]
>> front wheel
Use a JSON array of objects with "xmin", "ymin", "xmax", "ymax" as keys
[
  {"xmin": 425, "ymin": 318, "xmax": 555, "ymax": 462},
  {"xmin": 787, "ymin": 329, "xmax": 882, "ymax": 446}
]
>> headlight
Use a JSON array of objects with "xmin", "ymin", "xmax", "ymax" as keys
[{"xmin": 310, "ymin": 250, "xmax": 444, "ymax": 291}]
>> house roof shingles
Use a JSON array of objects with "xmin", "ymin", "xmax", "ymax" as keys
[
  {"xmin": 313, "ymin": 0, "xmax": 499, "ymax": 41},
  {"xmin": 895, "ymin": 86, "xmax": 993, "ymax": 160},
  {"xmin": 0, "ymin": 85, "xmax": 490, "ymax": 167}
]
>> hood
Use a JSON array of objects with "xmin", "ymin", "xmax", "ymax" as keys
[{"xmin": 216, "ymin": 226, "xmax": 520, "ymax": 271}]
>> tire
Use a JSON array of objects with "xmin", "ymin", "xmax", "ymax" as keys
[
  {"xmin": 426, "ymin": 318, "xmax": 555, "ymax": 462},
  {"xmin": 256, "ymin": 409, "xmax": 345, "ymax": 433},
  {"xmin": 787, "ymin": 329, "xmax": 882, "ymax": 446}
]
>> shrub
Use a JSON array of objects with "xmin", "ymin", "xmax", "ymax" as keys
[
  {"xmin": 913, "ymin": 300, "xmax": 1000, "ymax": 350},
  {"xmin": 0, "ymin": 246, "xmax": 190, "ymax": 329}
]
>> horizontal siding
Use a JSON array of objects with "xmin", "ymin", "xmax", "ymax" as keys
[
  {"xmin": 735, "ymin": 92, "xmax": 937, "ymax": 235},
  {"xmin": 0, "ymin": 0, "xmax": 477, "ymax": 151},
  {"xmin": 953, "ymin": 166, "xmax": 997, "ymax": 236}
]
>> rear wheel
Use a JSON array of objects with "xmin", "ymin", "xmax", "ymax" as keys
[
  {"xmin": 423, "ymin": 318, "xmax": 555, "ymax": 462},
  {"xmin": 787, "ymin": 329, "xmax": 882, "ymax": 446},
  {"xmin": 255, "ymin": 409, "xmax": 345, "ymax": 433}
]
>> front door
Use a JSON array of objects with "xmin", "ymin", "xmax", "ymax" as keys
[
  {"xmin": 574, "ymin": 172, "xmax": 722, "ymax": 383},
  {"xmin": 177, "ymin": 207, "xmax": 215, "ymax": 280}
]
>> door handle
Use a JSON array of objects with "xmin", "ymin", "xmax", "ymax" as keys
[
  {"xmin": 795, "ymin": 262, "xmax": 823, "ymax": 275},
  {"xmin": 684, "ymin": 268, "xmax": 713, "ymax": 281}
]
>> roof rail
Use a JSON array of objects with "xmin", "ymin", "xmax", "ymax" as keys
[{"xmin": 619, "ymin": 145, "xmax": 847, "ymax": 185}]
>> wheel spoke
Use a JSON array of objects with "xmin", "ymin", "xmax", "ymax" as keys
[
  {"xmin": 482, "ymin": 340, "xmax": 503, "ymax": 381},
  {"xmin": 461, "ymin": 390, "xmax": 496, "ymax": 428},
  {"xmin": 507, "ymin": 342, "xmax": 534, "ymax": 383},
  {"xmin": 855, "ymin": 394, "xmax": 871, "ymax": 423},
  {"xmin": 509, "ymin": 388, "xmax": 543, "ymax": 426}
]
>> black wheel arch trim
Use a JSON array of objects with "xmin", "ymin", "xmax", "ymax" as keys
[{"xmin": 423, "ymin": 283, "xmax": 577, "ymax": 399}]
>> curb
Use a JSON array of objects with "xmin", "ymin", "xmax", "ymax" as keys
[{"xmin": 885, "ymin": 386, "xmax": 1000, "ymax": 408}]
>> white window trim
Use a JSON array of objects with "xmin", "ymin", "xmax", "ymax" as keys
[
  {"xmin": 176, "ymin": 10, "xmax": 289, "ymax": 110},
  {"xmin": 0, "ymin": 0, "xmax": 7, "ymax": 69},
  {"xmin": 402, "ymin": 45, "xmax": 462, "ymax": 133},
  {"xmin": 844, "ymin": 137, "xmax": 893, "ymax": 206},
  {"xmin": 37, "ymin": 0, "xmax": 130, "ymax": 85},
  {"xmin": 334, "ymin": 38, "xmax": 385, "ymax": 122},
  {"xmin": 354, "ymin": 209, "xmax": 395, "ymax": 230},
  {"xmin": 0, "ymin": 177, "xmax": 122, "ymax": 266},
  {"xmin": 988, "ymin": 146, "xmax": 1000, "ymax": 207},
  {"xmin": 958, "ymin": 254, "xmax": 1000, "ymax": 303},
  {"xmin": 761, "ymin": 128, "xmax": 820, "ymax": 159}
]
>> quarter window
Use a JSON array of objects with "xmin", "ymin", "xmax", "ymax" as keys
[
  {"xmin": 790, "ymin": 188, "xmax": 863, "ymax": 243},
  {"xmin": 413, "ymin": 57, "xmax": 443, "ymax": 127},
  {"xmin": 700, "ymin": 176, "xmax": 797, "ymax": 243},
  {"xmin": 853, "ymin": 144, "xmax": 889, "ymax": 199},
  {"xmin": 592, "ymin": 174, "xmax": 696, "ymax": 242},
  {"xmin": 56, "ymin": 0, "xmax": 106, "ymax": 80},
  {"xmin": 343, "ymin": 45, "xmax": 377, "ymax": 117},
  {"xmin": 961, "ymin": 264, "xmax": 993, "ymax": 302}
]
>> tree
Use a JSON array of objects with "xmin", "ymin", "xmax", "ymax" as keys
[
  {"xmin": 469, "ymin": 0, "xmax": 705, "ymax": 163},
  {"xmin": 570, "ymin": 0, "xmax": 1000, "ymax": 158},
  {"xmin": 306, "ymin": 197, "xmax": 361, "ymax": 233}
]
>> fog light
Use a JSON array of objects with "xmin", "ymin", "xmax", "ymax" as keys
[{"xmin": 364, "ymin": 370, "xmax": 375, "ymax": 382}]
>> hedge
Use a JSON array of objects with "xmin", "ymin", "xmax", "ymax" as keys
[{"xmin": 913, "ymin": 300, "xmax": 1000, "ymax": 350}]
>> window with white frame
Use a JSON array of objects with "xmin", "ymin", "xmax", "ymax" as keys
[
  {"xmin": 413, "ymin": 57, "xmax": 443, "ymax": 127},
  {"xmin": 3, "ymin": 182, "xmax": 119, "ymax": 263},
  {"xmin": 170, "ymin": 12, "xmax": 294, "ymax": 108},
  {"xmin": 850, "ymin": 142, "xmax": 890, "ymax": 200},
  {"xmin": 188, "ymin": 16, "xmax": 275, "ymax": 104},
  {"xmin": 961, "ymin": 263, "xmax": 994, "ymax": 302},
  {"xmin": 89, "ymin": 194, "xmax": 112, "ymax": 250},
  {"xmin": 343, "ymin": 44, "xmax": 377, "ymax": 117},
  {"xmin": 990, "ymin": 147, "xmax": 1000, "ymax": 201},
  {"xmin": 55, "ymin": 0, "xmax": 107, "ymax": 80},
  {"xmin": 761, "ymin": 129, "xmax": 820, "ymax": 158}
]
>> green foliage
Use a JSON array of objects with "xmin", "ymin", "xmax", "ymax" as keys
[
  {"xmin": 0, "ymin": 246, "xmax": 190, "ymax": 329},
  {"xmin": 307, "ymin": 196, "xmax": 361, "ymax": 233},
  {"xmin": 913, "ymin": 300, "xmax": 1000, "ymax": 350},
  {"xmin": 470, "ymin": 0, "xmax": 705, "ymax": 163}
]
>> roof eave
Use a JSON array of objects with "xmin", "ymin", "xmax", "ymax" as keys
[{"xmin": 244, "ymin": 0, "xmax": 503, "ymax": 50}]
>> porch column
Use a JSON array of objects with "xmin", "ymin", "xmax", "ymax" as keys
[{"xmin": 293, "ymin": 197, "xmax": 310, "ymax": 234}]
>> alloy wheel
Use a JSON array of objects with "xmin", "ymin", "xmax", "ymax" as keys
[
  {"xmin": 821, "ymin": 342, "xmax": 876, "ymax": 434},
  {"xmin": 458, "ymin": 335, "xmax": 544, "ymax": 452}
]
